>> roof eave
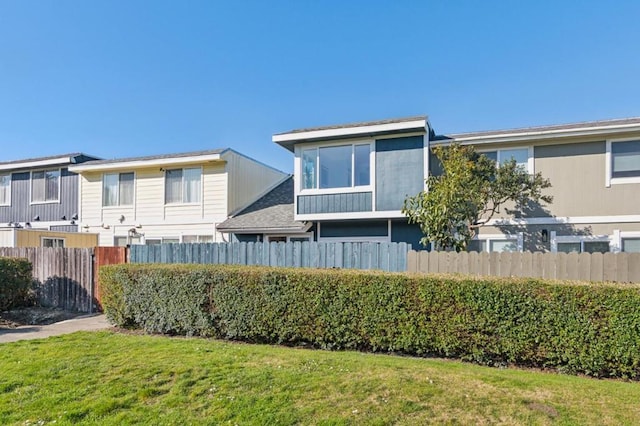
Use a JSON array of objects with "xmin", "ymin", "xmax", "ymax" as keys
[
  {"xmin": 68, "ymin": 153, "xmax": 224, "ymax": 172},
  {"xmin": 0, "ymin": 155, "xmax": 80, "ymax": 172}
]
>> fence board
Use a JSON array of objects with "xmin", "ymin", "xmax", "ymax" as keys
[{"xmin": 406, "ymin": 250, "xmax": 640, "ymax": 283}]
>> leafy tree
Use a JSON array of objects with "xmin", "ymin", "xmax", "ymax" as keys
[{"xmin": 402, "ymin": 143, "xmax": 552, "ymax": 251}]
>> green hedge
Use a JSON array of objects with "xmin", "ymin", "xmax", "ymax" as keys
[
  {"xmin": 0, "ymin": 257, "xmax": 33, "ymax": 311},
  {"xmin": 100, "ymin": 263, "xmax": 640, "ymax": 379}
]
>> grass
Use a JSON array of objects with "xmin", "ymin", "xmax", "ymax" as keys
[{"xmin": 1, "ymin": 332, "xmax": 639, "ymax": 425}]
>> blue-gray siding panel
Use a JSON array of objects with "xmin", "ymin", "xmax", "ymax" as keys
[
  {"xmin": 375, "ymin": 136, "xmax": 424, "ymax": 211},
  {"xmin": 0, "ymin": 168, "xmax": 80, "ymax": 225},
  {"xmin": 297, "ymin": 192, "xmax": 372, "ymax": 214},
  {"xmin": 391, "ymin": 220, "xmax": 427, "ymax": 251}
]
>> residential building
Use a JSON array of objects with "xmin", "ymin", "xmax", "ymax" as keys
[
  {"xmin": 69, "ymin": 148, "xmax": 287, "ymax": 246},
  {"xmin": 0, "ymin": 153, "xmax": 100, "ymax": 246},
  {"xmin": 262, "ymin": 115, "xmax": 640, "ymax": 253}
]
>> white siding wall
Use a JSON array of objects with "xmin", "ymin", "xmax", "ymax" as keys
[
  {"xmin": 0, "ymin": 229, "xmax": 16, "ymax": 247},
  {"xmin": 225, "ymin": 151, "xmax": 287, "ymax": 215}
]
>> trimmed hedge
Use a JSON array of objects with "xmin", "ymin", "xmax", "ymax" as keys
[
  {"xmin": 0, "ymin": 257, "xmax": 33, "ymax": 311},
  {"xmin": 100, "ymin": 264, "xmax": 640, "ymax": 379}
]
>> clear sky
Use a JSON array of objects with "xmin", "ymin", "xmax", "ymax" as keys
[{"xmin": 1, "ymin": 1, "xmax": 639, "ymax": 173}]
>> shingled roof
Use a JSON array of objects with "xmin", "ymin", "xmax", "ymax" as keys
[{"xmin": 217, "ymin": 176, "xmax": 308, "ymax": 233}]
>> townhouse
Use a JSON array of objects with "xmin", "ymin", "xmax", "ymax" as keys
[
  {"xmin": 69, "ymin": 148, "xmax": 287, "ymax": 246},
  {"xmin": 221, "ymin": 116, "xmax": 640, "ymax": 253}
]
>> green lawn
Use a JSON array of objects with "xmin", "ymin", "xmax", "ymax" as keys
[{"xmin": 1, "ymin": 332, "xmax": 639, "ymax": 425}]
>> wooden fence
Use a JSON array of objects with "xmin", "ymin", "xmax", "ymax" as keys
[
  {"xmin": 0, "ymin": 247, "xmax": 95, "ymax": 312},
  {"xmin": 130, "ymin": 241, "xmax": 409, "ymax": 272},
  {"xmin": 408, "ymin": 250, "xmax": 640, "ymax": 283}
]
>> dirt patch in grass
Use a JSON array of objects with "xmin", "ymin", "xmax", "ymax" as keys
[{"xmin": 0, "ymin": 307, "xmax": 84, "ymax": 328}]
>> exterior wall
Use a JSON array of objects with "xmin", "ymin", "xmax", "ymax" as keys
[
  {"xmin": 79, "ymin": 162, "xmax": 230, "ymax": 246},
  {"xmin": 0, "ymin": 168, "xmax": 80, "ymax": 227},
  {"xmin": 390, "ymin": 220, "xmax": 425, "ymax": 251},
  {"xmin": 375, "ymin": 136, "xmax": 424, "ymax": 211},
  {"xmin": 298, "ymin": 192, "xmax": 372, "ymax": 214},
  {"xmin": 225, "ymin": 151, "xmax": 287, "ymax": 215},
  {"xmin": 15, "ymin": 229, "xmax": 98, "ymax": 248}
]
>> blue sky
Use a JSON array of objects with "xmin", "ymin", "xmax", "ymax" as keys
[{"xmin": 1, "ymin": 1, "xmax": 639, "ymax": 173}]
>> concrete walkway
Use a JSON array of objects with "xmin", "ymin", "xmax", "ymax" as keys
[{"xmin": 0, "ymin": 314, "xmax": 112, "ymax": 344}]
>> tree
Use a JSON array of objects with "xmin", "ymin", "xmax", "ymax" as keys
[{"xmin": 402, "ymin": 143, "xmax": 552, "ymax": 251}]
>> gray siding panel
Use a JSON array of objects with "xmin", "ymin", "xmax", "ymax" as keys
[
  {"xmin": 298, "ymin": 192, "xmax": 372, "ymax": 214},
  {"xmin": 375, "ymin": 136, "xmax": 424, "ymax": 211},
  {"xmin": 0, "ymin": 168, "xmax": 80, "ymax": 226}
]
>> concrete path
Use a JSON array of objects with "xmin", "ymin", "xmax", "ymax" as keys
[{"xmin": 0, "ymin": 314, "xmax": 112, "ymax": 344}]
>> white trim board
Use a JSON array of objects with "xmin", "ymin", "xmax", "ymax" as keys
[
  {"xmin": 69, "ymin": 154, "xmax": 223, "ymax": 172},
  {"xmin": 295, "ymin": 210, "xmax": 407, "ymax": 221},
  {"xmin": 487, "ymin": 215, "xmax": 640, "ymax": 226}
]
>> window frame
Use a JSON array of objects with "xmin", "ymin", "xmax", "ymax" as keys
[
  {"xmin": 297, "ymin": 139, "xmax": 374, "ymax": 195},
  {"xmin": 468, "ymin": 233, "xmax": 524, "ymax": 253},
  {"xmin": 606, "ymin": 138, "xmax": 640, "ymax": 186},
  {"xmin": 550, "ymin": 232, "xmax": 612, "ymax": 253},
  {"xmin": 477, "ymin": 146, "xmax": 534, "ymax": 174},
  {"xmin": 0, "ymin": 172, "xmax": 11, "ymax": 206},
  {"xmin": 30, "ymin": 168, "xmax": 61, "ymax": 204},
  {"xmin": 102, "ymin": 172, "xmax": 135, "ymax": 207},
  {"xmin": 265, "ymin": 233, "xmax": 314, "ymax": 243},
  {"xmin": 41, "ymin": 237, "xmax": 65, "ymax": 248},
  {"xmin": 164, "ymin": 166, "xmax": 203, "ymax": 205}
]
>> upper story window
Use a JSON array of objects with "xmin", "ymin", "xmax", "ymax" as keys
[
  {"xmin": 31, "ymin": 169, "xmax": 60, "ymax": 203},
  {"xmin": 611, "ymin": 140, "xmax": 640, "ymax": 178},
  {"xmin": 302, "ymin": 143, "xmax": 371, "ymax": 190},
  {"xmin": 481, "ymin": 147, "xmax": 531, "ymax": 173},
  {"xmin": 0, "ymin": 173, "xmax": 10, "ymax": 206},
  {"xmin": 103, "ymin": 172, "xmax": 134, "ymax": 207},
  {"xmin": 165, "ymin": 167, "xmax": 201, "ymax": 204}
]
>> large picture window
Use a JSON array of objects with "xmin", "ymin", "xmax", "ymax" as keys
[
  {"xmin": 611, "ymin": 140, "xmax": 640, "ymax": 178},
  {"xmin": 302, "ymin": 143, "xmax": 371, "ymax": 190},
  {"xmin": 31, "ymin": 169, "xmax": 60, "ymax": 203},
  {"xmin": 165, "ymin": 167, "xmax": 201, "ymax": 204},
  {"xmin": 103, "ymin": 172, "xmax": 134, "ymax": 206},
  {"xmin": 0, "ymin": 173, "xmax": 10, "ymax": 205}
]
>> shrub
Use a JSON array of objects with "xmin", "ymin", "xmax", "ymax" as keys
[
  {"xmin": 100, "ymin": 263, "xmax": 640, "ymax": 379},
  {"xmin": 0, "ymin": 257, "xmax": 33, "ymax": 311}
]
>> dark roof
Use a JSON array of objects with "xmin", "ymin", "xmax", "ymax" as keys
[
  {"xmin": 75, "ymin": 148, "xmax": 227, "ymax": 167},
  {"xmin": 436, "ymin": 117, "xmax": 640, "ymax": 141},
  {"xmin": 218, "ymin": 176, "xmax": 307, "ymax": 233},
  {"xmin": 275, "ymin": 115, "xmax": 427, "ymax": 136},
  {"xmin": 0, "ymin": 153, "xmax": 100, "ymax": 170}
]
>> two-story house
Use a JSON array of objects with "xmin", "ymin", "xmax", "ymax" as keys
[
  {"xmin": 222, "ymin": 115, "xmax": 640, "ymax": 254},
  {"xmin": 0, "ymin": 153, "xmax": 101, "ymax": 247},
  {"xmin": 68, "ymin": 148, "xmax": 287, "ymax": 246}
]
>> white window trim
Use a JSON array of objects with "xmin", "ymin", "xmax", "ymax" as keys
[
  {"xmin": 102, "ymin": 171, "xmax": 136, "ymax": 207},
  {"xmin": 550, "ymin": 231, "xmax": 612, "ymax": 253},
  {"xmin": 296, "ymin": 139, "xmax": 375, "ymax": 195},
  {"xmin": 605, "ymin": 138, "xmax": 640, "ymax": 187},
  {"xmin": 164, "ymin": 166, "xmax": 203, "ymax": 206},
  {"xmin": 41, "ymin": 236, "xmax": 65, "ymax": 248},
  {"xmin": 477, "ymin": 146, "xmax": 534, "ymax": 174},
  {"xmin": 471, "ymin": 233, "xmax": 524, "ymax": 252},
  {"xmin": 30, "ymin": 168, "xmax": 62, "ymax": 205},
  {"xmin": 0, "ymin": 172, "xmax": 11, "ymax": 206},
  {"xmin": 266, "ymin": 232, "xmax": 314, "ymax": 243}
]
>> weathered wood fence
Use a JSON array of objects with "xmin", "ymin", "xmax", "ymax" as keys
[
  {"xmin": 408, "ymin": 251, "xmax": 640, "ymax": 283},
  {"xmin": 130, "ymin": 242, "xmax": 409, "ymax": 272},
  {"xmin": 0, "ymin": 247, "xmax": 95, "ymax": 311},
  {"xmin": 0, "ymin": 246, "xmax": 127, "ymax": 312}
]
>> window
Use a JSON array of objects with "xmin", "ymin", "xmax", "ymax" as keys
[
  {"xmin": 114, "ymin": 236, "xmax": 141, "ymax": 246},
  {"xmin": 481, "ymin": 148, "xmax": 531, "ymax": 173},
  {"xmin": 266, "ymin": 234, "xmax": 313, "ymax": 243},
  {"xmin": 31, "ymin": 169, "xmax": 60, "ymax": 203},
  {"xmin": 557, "ymin": 241, "xmax": 610, "ymax": 254},
  {"xmin": 0, "ymin": 173, "xmax": 10, "ymax": 205},
  {"xmin": 611, "ymin": 140, "xmax": 640, "ymax": 178},
  {"xmin": 182, "ymin": 235, "xmax": 214, "ymax": 243},
  {"xmin": 301, "ymin": 143, "xmax": 371, "ymax": 190},
  {"xmin": 622, "ymin": 238, "xmax": 640, "ymax": 253},
  {"xmin": 468, "ymin": 234, "xmax": 522, "ymax": 252},
  {"xmin": 42, "ymin": 237, "xmax": 64, "ymax": 248},
  {"xmin": 165, "ymin": 168, "xmax": 201, "ymax": 204},
  {"xmin": 103, "ymin": 173, "xmax": 134, "ymax": 206}
]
